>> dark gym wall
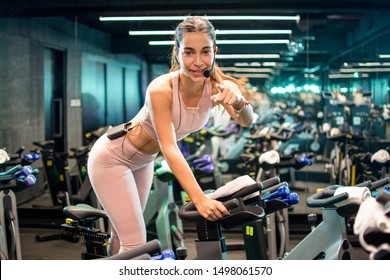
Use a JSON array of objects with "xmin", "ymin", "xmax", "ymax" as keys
[{"xmin": 0, "ymin": 16, "xmax": 144, "ymax": 153}]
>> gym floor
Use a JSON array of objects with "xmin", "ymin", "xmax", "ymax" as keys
[
  {"xmin": 17, "ymin": 169, "xmax": 369, "ymax": 260},
  {"xmin": 18, "ymin": 188, "xmax": 249, "ymax": 260},
  {"xmin": 17, "ymin": 189, "xmax": 256, "ymax": 260}
]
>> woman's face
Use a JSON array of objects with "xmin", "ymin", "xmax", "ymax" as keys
[{"xmin": 177, "ymin": 32, "xmax": 214, "ymax": 81}]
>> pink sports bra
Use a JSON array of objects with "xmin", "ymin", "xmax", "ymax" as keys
[{"xmin": 137, "ymin": 70, "xmax": 213, "ymax": 141}]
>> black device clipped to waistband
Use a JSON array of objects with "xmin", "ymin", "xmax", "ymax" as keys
[{"xmin": 107, "ymin": 121, "xmax": 133, "ymax": 140}]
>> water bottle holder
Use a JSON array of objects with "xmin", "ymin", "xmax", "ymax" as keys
[
  {"xmin": 220, "ymin": 205, "xmax": 265, "ymax": 230},
  {"xmin": 263, "ymin": 199, "xmax": 290, "ymax": 214}
]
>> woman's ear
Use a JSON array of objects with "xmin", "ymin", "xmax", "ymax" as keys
[{"xmin": 174, "ymin": 46, "xmax": 179, "ymax": 60}]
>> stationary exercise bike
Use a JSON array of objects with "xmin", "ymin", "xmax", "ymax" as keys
[
  {"xmin": 353, "ymin": 187, "xmax": 390, "ymax": 260},
  {"xmin": 61, "ymin": 203, "xmax": 182, "ymax": 260},
  {"xmin": 283, "ymin": 177, "xmax": 390, "ymax": 260},
  {"xmin": 0, "ymin": 149, "xmax": 39, "ymax": 259},
  {"xmin": 178, "ymin": 175, "xmax": 298, "ymax": 260},
  {"xmin": 143, "ymin": 157, "xmax": 186, "ymax": 252}
]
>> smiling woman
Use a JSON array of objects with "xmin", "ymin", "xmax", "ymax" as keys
[{"xmin": 86, "ymin": 15, "xmax": 254, "ymax": 256}]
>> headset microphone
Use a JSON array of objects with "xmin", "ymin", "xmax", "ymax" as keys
[{"xmin": 203, "ymin": 51, "xmax": 216, "ymax": 78}]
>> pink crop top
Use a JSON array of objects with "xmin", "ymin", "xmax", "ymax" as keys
[{"xmin": 136, "ymin": 70, "xmax": 213, "ymax": 141}]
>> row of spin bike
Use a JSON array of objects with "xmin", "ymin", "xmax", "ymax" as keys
[
  {"xmin": 55, "ymin": 122, "xmax": 390, "ymax": 260},
  {"xmin": 1, "ymin": 122, "xmax": 389, "ymax": 260}
]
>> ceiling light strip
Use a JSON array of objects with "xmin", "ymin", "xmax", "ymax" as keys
[
  {"xmin": 220, "ymin": 67, "xmax": 273, "ymax": 73},
  {"xmin": 217, "ymin": 40, "xmax": 289, "ymax": 44},
  {"xmin": 340, "ymin": 68, "xmax": 390, "ymax": 73},
  {"xmin": 149, "ymin": 39, "xmax": 289, "ymax": 45},
  {"xmin": 129, "ymin": 29, "xmax": 292, "ymax": 36},
  {"xmin": 101, "ymin": 15, "xmax": 298, "ymax": 21},
  {"xmin": 231, "ymin": 73, "xmax": 270, "ymax": 78},
  {"xmin": 329, "ymin": 73, "xmax": 370, "ymax": 79},
  {"xmin": 217, "ymin": 54, "xmax": 280, "ymax": 59}
]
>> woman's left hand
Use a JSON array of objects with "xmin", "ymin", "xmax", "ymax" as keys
[{"xmin": 211, "ymin": 83, "xmax": 243, "ymax": 106}]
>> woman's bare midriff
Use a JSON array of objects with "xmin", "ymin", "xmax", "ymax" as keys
[{"xmin": 125, "ymin": 121, "xmax": 161, "ymax": 154}]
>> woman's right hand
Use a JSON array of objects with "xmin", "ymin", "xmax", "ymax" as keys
[{"xmin": 193, "ymin": 196, "xmax": 229, "ymax": 221}]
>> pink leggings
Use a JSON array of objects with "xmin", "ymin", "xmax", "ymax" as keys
[{"xmin": 87, "ymin": 134, "xmax": 157, "ymax": 254}]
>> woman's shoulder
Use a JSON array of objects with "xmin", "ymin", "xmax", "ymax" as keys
[{"xmin": 147, "ymin": 72, "xmax": 174, "ymax": 96}]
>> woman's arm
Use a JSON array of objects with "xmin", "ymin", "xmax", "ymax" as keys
[{"xmin": 146, "ymin": 79, "xmax": 228, "ymax": 221}]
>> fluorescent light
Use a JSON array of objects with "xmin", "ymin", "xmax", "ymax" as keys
[
  {"xmin": 340, "ymin": 68, "xmax": 390, "ymax": 73},
  {"xmin": 379, "ymin": 54, "xmax": 390, "ymax": 58},
  {"xmin": 148, "ymin": 41, "xmax": 175, "ymax": 45},
  {"xmin": 129, "ymin": 29, "xmax": 292, "ymax": 36},
  {"xmin": 217, "ymin": 29, "xmax": 292, "ymax": 35},
  {"xmin": 358, "ymin": 62, "xmax": 381, "ymax": 67},
  {"xmin": 217, "ymin": 54, "xmax": 280, "ymax": 59},
  {"xmin": 233, "ymin": 62, "xmax": 281, "ymax": 67},
  {"xmin": 216, "ymin": 39, "xmax": 289, "ymax": 44},
  {"xmin": 148, "ymin": 39, "xmax": 289, "ymax": 45},
  {"xmin": 129, "ymin": 30, "xmax": 174, "ymax": 35},
  {"xmin": 101, "ymin": 15, "xmax": 298, "ymax": 21},
  {"xmin": 231, "ymin": 73, "xmax": 270, "ymax": 78},
  {"xmin": 263, "ymin": 62, "xmax": 278, "ymax": 66},
  {"xmin": 329, "ymin": 73, "xmax": 370, "ymax": 79},
  {"xmin": 355, "ymin": 62, "xmax": 390, "ymax": 67},
  {"xmin": 220, "ymin": 67, "xmax": 273, "ymax": 73},
  {"xmin": 235, "ymin": 62, "xmax": 262, "ymax": 67},
  {"xmin": 101, "ymin": 16, "xmax": 187, "ymax": 21}
]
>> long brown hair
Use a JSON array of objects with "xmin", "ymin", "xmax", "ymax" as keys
[{"xmin": 169, "ymin": 16, "xmax": 241, "ymax": 85}]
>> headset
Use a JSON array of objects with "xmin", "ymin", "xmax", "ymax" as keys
[{"xmin": 203, "ymin": 50, "xmax": 216, "ymax": 78}]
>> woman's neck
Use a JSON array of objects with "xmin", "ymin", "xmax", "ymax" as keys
[{"xmin": 179, "ymin": 73, "xmax": 205, "ymax": 96}]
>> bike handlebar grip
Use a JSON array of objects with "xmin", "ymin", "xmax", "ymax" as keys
[
  {"xmin": 178, "ymin": 198, "xmax": 240, "ymax": 221},
  {"xmin": 376, "ymin": 189, "xmax": 390, "ymax": 205},
  {"xmin": 369, "ymin": 177, "xmax": 390, "ymax": 190},
  {"xmin": 259, "ymin": 176, "xmax": 280, "ymax": 190},
  {"xmin": 354, "ymin": 180, "xmax": 372, "ymax": 188},
  {"xmin": 0, "ymin": 164, "xmax": 22, "ymax": 177},
  {"xmin": 103, "ymin": 239, "xmax": 162, "ymax": 260},
  {"xmin": 306, "ymin": 189, "xmax": 349, "ymax": 208},
  {"xmin": 261, "ymin": 181, "xmax": 288, "ymax": 195}
]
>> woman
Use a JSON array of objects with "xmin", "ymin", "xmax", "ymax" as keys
[{"xmin": 87, "ymin": 16, "xmax": 254, "ymax": 255}]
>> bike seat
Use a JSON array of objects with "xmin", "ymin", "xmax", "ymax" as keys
[{"xmin": 63, "ymin": 204, "xmax": 107, "ymax": 220}]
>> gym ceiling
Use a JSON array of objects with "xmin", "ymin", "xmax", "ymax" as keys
[{"xmin": 1, "ymin": 0, "xmax": 390, "ymax": 88}]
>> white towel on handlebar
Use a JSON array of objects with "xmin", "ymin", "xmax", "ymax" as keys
[
  {"xmin": 354, "ymin": 196, "xmax": 390, "ymax": 235},
  {"xmin": 333, "ymin": 186, "xmax": 371, "ymax": 208},
  {"xmin": 353, "ymin": 196, "xmax": 390, "ymax": 255},
  {"xmin": 206, "ymin": 175, "xmax": 257, "ymax": 200}
]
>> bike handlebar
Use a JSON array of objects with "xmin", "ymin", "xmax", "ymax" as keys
[
  {"xmin": 179, "ymin": 176, "xmax": 281, "ymax": 221},
  {"xmin": 179, "ymin": 198, "xmax": 240, "ymax": 221},
  {"xmin": 306, "ymin": 177, "xmax": 390, "ymax": 208}
]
